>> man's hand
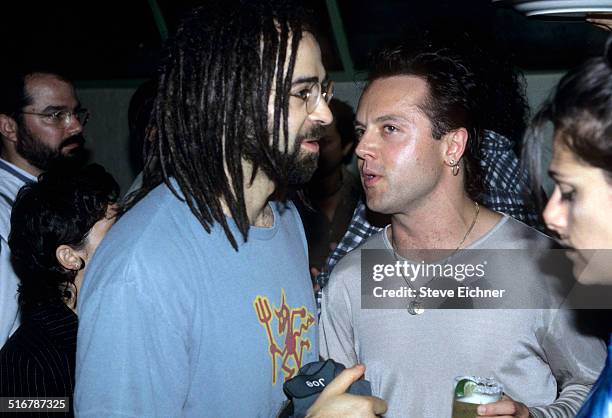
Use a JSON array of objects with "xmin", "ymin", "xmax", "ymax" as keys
[
  {"xmin": 477, "ymin": 395, "xmax": 530, "ymax": 418},
  {"xmin": 306, "ymin": 364, "xmax": 387, "ymax": 418}
]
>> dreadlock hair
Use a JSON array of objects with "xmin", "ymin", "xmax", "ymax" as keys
[
  {"xmin": 124, "ymin": 0, "xmax": 310, "ymax": 250},
  {"xmin": 366, "ymin": 45, "xmax": 484, "ymax": 202}
]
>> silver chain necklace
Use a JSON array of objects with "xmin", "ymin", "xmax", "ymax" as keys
[{"xmin": 392, "ymin": 201, "xmax": 480, "ymax": 315}]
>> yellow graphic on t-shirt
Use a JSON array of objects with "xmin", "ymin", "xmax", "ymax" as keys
[{"xmin": 253, "ymin": 289, "xmax": 315, "ymax": 385}]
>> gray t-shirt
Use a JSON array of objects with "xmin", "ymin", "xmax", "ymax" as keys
[{"xmin": 320, "ymin": 215, "xmax": 605, "ymax": 418}]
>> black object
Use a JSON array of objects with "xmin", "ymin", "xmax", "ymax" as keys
[{"xmin": 281, "ymin": 359, "xmax": 372, "ymax": 418}]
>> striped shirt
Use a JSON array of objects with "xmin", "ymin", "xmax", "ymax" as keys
[{"xmin": 0, "ymin": 158, "xmax": 36, "ymax": 347}]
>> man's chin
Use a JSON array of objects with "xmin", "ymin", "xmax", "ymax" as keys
[
  {"xmin": 58, "ymin": 146, "xmax": 89, "ymax": 167},
  {"xmin": 288, "ymin": 153, "xmax": 318, "ymax": 186}
]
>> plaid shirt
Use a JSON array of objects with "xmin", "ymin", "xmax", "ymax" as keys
[{"xmin": 316, "ymin": 130, "xmax": 540, "ymax": 295}]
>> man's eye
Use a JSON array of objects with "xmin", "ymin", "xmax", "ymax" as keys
[
  {"xmin": 295, "ymin": 89, "xmax": 310, "ymax": 101},
  {"xmin": 354, "ymin": 128, "xmax": 365, "ymax": 138},
  {"xmin": 383, "ymin": 125, "xmax": 398, "ymax": 133},
  {"xmin": 47, "ymin": 111, "xmax": 64, "ymax": 121}
]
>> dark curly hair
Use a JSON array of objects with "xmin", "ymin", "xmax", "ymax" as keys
[
  {"xmin": 524, "ymin": 36, "xmax": 612, "ymax": 210},
  {"xmin": 366, "ymin": 45, "xmax": 484, "ymax": 201},
  {"xmin": 8, "ymin": 163, "xmax": 119, "ymax": 313},
  {"xmin": 125, "ymin": 0, "xmax": 313, "ymax": 250}
]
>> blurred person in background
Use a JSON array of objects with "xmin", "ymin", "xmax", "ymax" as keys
[
  {"xmin": 296, "ymin": 98, "xmax": 361, "ymax": 283},
  {"xmin": 126, "ymin": 78, "xmax": 157, "ymax": 195}
]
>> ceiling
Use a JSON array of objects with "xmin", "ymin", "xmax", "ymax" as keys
[{"xmin": 1, "ymin": 0, "xmax": 608, "ymax": 83}]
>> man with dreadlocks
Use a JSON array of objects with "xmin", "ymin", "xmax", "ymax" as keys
[{"xmin": 73, "ymin": 2, "xmax": 386, "ymax": 417}]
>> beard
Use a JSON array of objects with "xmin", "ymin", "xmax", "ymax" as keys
[
  {"xmin": 16, "ymin": 125, "xmax": 87, "ymax": 172},
  {"xmin": 286, "ymin": 126, "xmax": 326, "ymax": 186},
  {"xmin": 245, "ymin": 125, "xmax": 325, "ymax": 190}
]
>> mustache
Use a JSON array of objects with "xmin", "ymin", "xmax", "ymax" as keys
[
  {"xmin": 296, "ymin": 125, "xmax": 327, "ymax": 144},
  {"xmin": 60, "ymin": 134, "xmax": 85, "ymax": 148}
]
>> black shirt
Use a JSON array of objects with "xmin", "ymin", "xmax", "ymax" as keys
[{"xmin": 0, "ymin": 302, "xmax": 77, "ymax": 417}]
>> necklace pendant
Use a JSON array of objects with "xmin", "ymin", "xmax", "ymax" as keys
[{"xmin": 407, "ymin": 300, "xmax": 425, "ymax": 315}]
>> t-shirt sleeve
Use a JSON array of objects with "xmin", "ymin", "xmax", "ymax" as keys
[
  {"xmin": 319, "ymin": 261, "xmax": 358, "ymax": 368},
  {"xmin": 75, "ymin": 259, "xmax": 190, "ymax": 418},
  {"xmin": 528, "ymin": 309, "xmax": 606, "ymax": 417}
]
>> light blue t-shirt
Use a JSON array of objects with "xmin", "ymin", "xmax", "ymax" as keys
[{"xmin": 75, "ymin": 183, "xmax": 318, "ymax": 417}]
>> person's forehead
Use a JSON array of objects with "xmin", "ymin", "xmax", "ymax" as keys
[
  {"xmin": 291, "ymin": 32, "xmax": 325, "ymax": 80},
  {"xmin": 550, "ymin": 136, "xmax": 595, "ymax": 176},
  {"xmin": 24, "ymin": 73, "xmax": 77, "ymax": 109},
  {"xmin": 551, "ymin": 137, "xmax": 579, "ymax": 166}
]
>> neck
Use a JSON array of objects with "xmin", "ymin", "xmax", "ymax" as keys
[
  {"xmin": 65, "ymin": 271, "xmax": 84, "ymax": 314},
  {"xmin": 0, "ymin": 146, "xmax": 42, "ymax": 177},
  {"xmin": 221, "ymin": 161, "xmax": 276, "ymax": 228},
  {"xmin": 390, "ymin": 189, "xmax": 478, "ymax": 257}
]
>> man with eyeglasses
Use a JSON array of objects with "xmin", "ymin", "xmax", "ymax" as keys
[
  {"xmin": 0, "ymin": 69, "xmax": 88, "ymax": 348},
  {"xmin": 74, "ymin": 2, "xmax": 385, "ymax": 417}
]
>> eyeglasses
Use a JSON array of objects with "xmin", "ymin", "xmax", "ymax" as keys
[
  {"xmin": 289, "ymin": 80, "xmax": 334, "ymax": 114},
  {"xmin": 19, "ymin": 108, "xmax": 90, "ymax": 127}
]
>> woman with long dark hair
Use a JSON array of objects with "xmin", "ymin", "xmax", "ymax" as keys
[{"xmin": 525, "ymin": 37, "xmax": 612, "ymax": 417}]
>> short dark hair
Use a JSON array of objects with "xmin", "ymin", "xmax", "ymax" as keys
[
  {"xmin": 126, "ymin": 0, "xmax": 312, "ymax": 250},
  {"xmin": 367, "ymin": 45, "xmax": 483, "ymax": 200},
  {"xmin": 0, "ymin": 68, "xmax": 72, "ymax": 117},
  {"xmin": 524, "ymin": 36, "xmax": 612, "ymax": 208},
  {"xmin": 8, "ymin": 164, "xmax": 119, "ymax": 313}
]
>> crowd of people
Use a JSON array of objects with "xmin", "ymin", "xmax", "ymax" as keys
[{"xmin": 0, "ymin": 1, "xmax": 611, "ymax": 417}]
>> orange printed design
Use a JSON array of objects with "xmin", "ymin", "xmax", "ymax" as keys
[{"xmin": 253, "ymin": 289, "xmax": 315, "ymax": 385}]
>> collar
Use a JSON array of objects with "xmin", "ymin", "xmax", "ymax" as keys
[
  {"xmin": 0, "ymin": 158, "xmax": 37, "ymax": 184},
  {"xmin": 26, "ymin": 302, "xmax": 78, "ymax": 350},
  {"xmin": 480, "ymin": 130, "xmax": 513, "ymax": 152}
]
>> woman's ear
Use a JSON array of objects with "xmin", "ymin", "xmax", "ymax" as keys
[{"xmin": 56, "ymin": 245, "xmax": 84, "ymax": 271}]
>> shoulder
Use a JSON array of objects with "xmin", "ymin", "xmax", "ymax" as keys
[
  {"xmin": 327, "ymin": 229, "xmax": 387, "ymax": 290},
  {"xmin": 275, "ymin": 200, "xmax": 302, "ymax": 226},
  {"xmin": 0, "ymin": 322, "xmax": 56, "ymax": 375},
  {"xmin": 477, "ymin": 215, "xmax": 554, "ymax": 250},
  {"xmin": 0, "ymin": 178, "xmax": 20, "ymax": 241},
  {"xmin": 82, "ymin": 185, "xmax": 205, "ymax": 295},
  {"xmin": 97, "ymin": 184, "xmax": 205, "ymax": 260}
]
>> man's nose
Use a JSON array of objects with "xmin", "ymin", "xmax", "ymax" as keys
[
  {"xmin": 309, "ymin": 97, "xmax": 333, "ymax": 126},
  {"xmin": 355, "ymin": 129, "xmax": 376, "ymax": 161}
]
